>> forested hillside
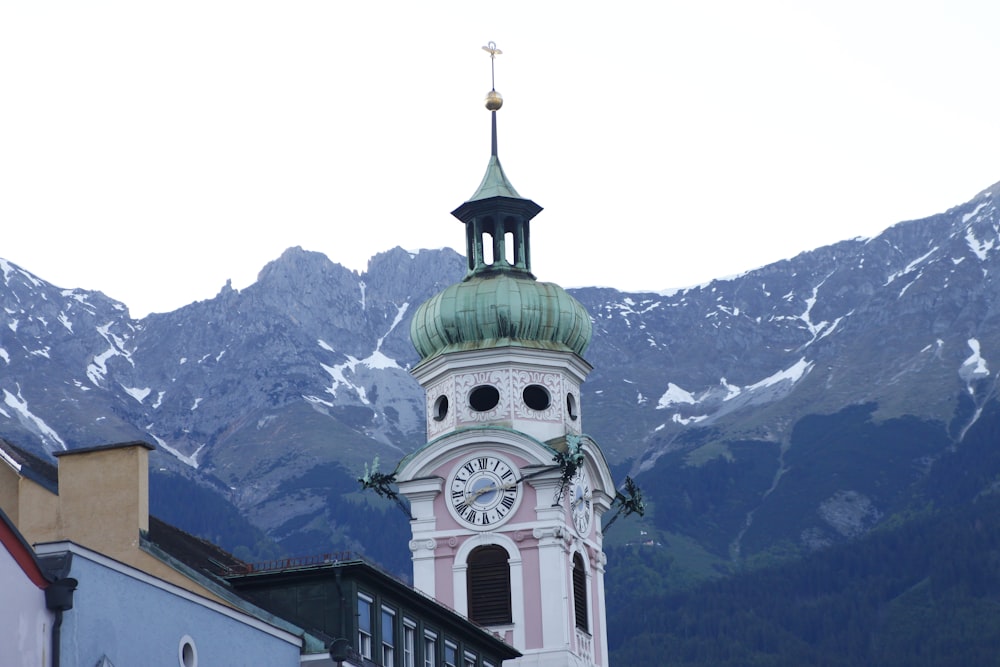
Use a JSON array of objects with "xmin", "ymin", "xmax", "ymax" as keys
[{"xmin": 606, "ymin": 400, "xmax": 1000, "ymax": 664}]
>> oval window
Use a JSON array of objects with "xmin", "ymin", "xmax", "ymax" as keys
[
  {"xmin": 179, "ymin": 636, "xmax": 198, "ymax": 667},
  {"xmin": 469, "ymin": 385, "xmax": 500, "ymax": 412},
  {"xmin": 566, "ymin": 393, "xmax": 579, "ymax": 421},
  {"xmin": 433, "ymin": 395, "xmax": 449, "ymax": 421},
  {"xmin": 523, "ymin": 384, "xmax": 551, "ymax": 411}
]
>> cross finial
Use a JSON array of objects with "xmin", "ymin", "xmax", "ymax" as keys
[{"xmin": 481, "ymin": 41, "xmax": 502, "ymax": 90}]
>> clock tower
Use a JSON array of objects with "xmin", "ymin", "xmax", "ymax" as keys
[{"xmin": 394, "ymin": 44, "xmax": 614, "ymax": 667}]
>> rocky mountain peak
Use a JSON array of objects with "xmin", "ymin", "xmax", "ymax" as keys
[{"xmin": 2, "ymin": 180, "xmax": 1000, "ymax": 570}]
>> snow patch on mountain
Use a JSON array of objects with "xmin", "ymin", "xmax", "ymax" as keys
[
  {"xmin": 959, "ymin": 338, "xmax": 989, "ymax": 383},
  {"xmin": 672, "ymin": 413, "xmax": 708, "ymax": 425},
  {"xmin": 744, "ymin": 358, "xmax": 813, "ymax": 392},
  {"xmin": 364, "ymin": 351, "xmax": 400, "ymax": 371},
  {"xmin": 885, "ymin": 247, "xmax": 937, "ymax": 286},
  {"xmin": 148, "ymin": 433, "xmax": 202, "ymax": 468},
  {"xmin": 87, "ymin": 322, "xmax": 135, "ymax": 386},
  {"xmin": 121, "ymin": 385, "xmax": 152, "ymax": 404},
  {"xmin": 0, "ymin": 258, "xmax": 42, "ymax": 288},
  {"xmin": 2, "ymin": 387, "xmax": 66, "ymax": 451},
  {"xmin": 87, "ymin": 348, "xmax": 118, "ymax": 386},
  {"xmin": 962, "ymin": 201, "xmax": 988, "ymax": 224},
  {"xmin": 966, "ymin": 227, "xmax": 996, "ymax": 261},
  {"xmin": 321, "ymin": 357, "xmax": 369, "ymax": 404},
  {"xmin": 657, "ymin": 383, "xmax": 696, "ymax": 408}
]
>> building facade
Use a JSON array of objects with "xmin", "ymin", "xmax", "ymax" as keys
[
  {"xmin": 34, "ymin": 541, "xmax": 303, "ymax": 667},
  {"xmin": 0, "ymin": 507, "xmax": 53, "ymax": 667},
  {"xmin": 227, "ymin": 555, "xmax": 520, "ymax": 667}
]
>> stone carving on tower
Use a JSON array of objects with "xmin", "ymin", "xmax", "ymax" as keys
[{"xmin": 393, "ymin": 43, "xmax": 615, "ymax": 667}]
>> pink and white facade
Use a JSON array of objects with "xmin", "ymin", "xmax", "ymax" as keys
[{"xmin": 396, "ymin": 345, "xmax": 615, "ymax": 666}]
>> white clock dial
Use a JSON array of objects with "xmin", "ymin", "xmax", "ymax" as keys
[
  {"xmin": 448, "ymin": 455, "xmax": 520, "ymax": 529},
  {"xmin": 570, "ymin": 468, "xmax": 593, "ymax": 536}
]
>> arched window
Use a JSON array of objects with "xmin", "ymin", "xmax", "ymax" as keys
[
  {"xmin": 573, "ymin": 553, "xmax": 588, "ymax": 632},
  {"xmin": 467, "ymin": 545, "xmax": 512, "ymax": 625}
]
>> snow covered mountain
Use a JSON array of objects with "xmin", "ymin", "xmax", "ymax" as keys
[{"xmin": 2, "ymin": 180, "xmax": 999, "ymax": 568}]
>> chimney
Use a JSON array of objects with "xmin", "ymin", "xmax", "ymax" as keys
[{"xmin": 53, "ymin": 441, "xmax": 155, "ymax": 560}]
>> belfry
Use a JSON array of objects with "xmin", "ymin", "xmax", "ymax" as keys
[{"xmin": 395, "ymin": 43, "xmax": 614, "ymax": 667}]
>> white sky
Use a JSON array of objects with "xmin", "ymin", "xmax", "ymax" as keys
[{"xmin": 2, "ymin": 1, "xmax": 998, "ymax": 318}]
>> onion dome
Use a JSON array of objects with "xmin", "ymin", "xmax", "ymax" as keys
[
  {"xmin": 410, "ymin": 272, "xmax": 592, "ymax": 360},
  {"xmin": 409, "ymin": 44, "xmax": 593, "ymax": 363}
]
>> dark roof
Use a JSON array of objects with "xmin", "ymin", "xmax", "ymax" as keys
[
  {"xmin": 146, "ymin": 516, "xmax": 247, "ymax": 577},
  {"xmin": 0, "ymin": 438, "xmax": 59, "ymax": 493},
  {"xmin": 52, "ymin": 440, "xmax": 155, "ymax": 457}
]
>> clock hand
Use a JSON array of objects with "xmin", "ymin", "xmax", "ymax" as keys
[
  {"xmin": 467, "ymin": 480, "xmax": 516, "ymax": 502},
  {"xmin": 571, "ymin": 491, "xmax": 592, "ymax": 509}
]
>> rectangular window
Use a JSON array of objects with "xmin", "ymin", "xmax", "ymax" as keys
[
  {"xmin": 424, "ymin": 630, "xmax": 438, "ymax": 667},
  {"xmin": 382, "ymin": 606, "xmax": 396, "ymax": 666},
  {"xmin": 358, "ymin": 593, "xmax": 374, "ymax": 659},
  {"xmin": 403, "ymin": 619, "xmax": 416, "ymax": 667},
  {"xmin": 444, "ymin": 640, "xmax": 458, "ymax": 667},
  {"xmin": 483, "ymin": 661, "xmax": 496, "ymax": 667},
  {"xmin": 463, "ymin": 650, "xmax": 477, "ymax": 667}
]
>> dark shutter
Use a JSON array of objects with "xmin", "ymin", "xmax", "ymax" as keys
[
  {"xmin": 467, "ymin": 545, "xmax": 512, "ymax": 625},
  {"xmin": 573, "ymin": 553, "xmax": 588, "ymax": 631}
]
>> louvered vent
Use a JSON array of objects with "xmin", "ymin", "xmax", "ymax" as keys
[
  {"xmin": 467, "ymin": 545, "xmax": 512, "ymax": 625},
  {"xmin": 573, "ymin": 553, "xmax": 588, "ymax": 631}
]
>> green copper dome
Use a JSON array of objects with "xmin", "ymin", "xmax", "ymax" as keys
[
  {"xmin": 410, "ymin": 272, "xmax": 592, "ymax": 361},
  {"xmin": 410, "ymin": 82, "xmax": 593, "ymax": 363}
]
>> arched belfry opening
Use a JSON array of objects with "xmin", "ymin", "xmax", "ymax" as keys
[
  {"xmin": 466, "ymin": 213, "xmax": 532, "ymax": 273},
  {"xmin": 467, "ymin": 545, "xmax": 513, "ymax": 626}
]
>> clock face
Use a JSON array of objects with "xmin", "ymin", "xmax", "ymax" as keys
[
  {"xmin": 448, "ymin": 455, "xmax": 520, "ymax": 529},
  {"xmin": 570, "ymin": 468, "xmax": 593, "ymax": 536}
]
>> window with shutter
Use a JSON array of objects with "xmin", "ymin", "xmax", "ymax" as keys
[
  {"xmin": 573, "ymin": 553, "xmax": 588, "ymax": 632},
  {"xmin": 466, "ymin": 545, "xmax": 512, "ymax": 625}
]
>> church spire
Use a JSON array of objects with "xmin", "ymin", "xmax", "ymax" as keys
[{"xmin": 452, "ymin": 42, "xmax": 542, "ymax": 278}]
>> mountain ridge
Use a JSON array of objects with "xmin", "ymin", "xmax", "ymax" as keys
[{"xmin": 2, "ymin": 180, "xmax": 999, "ymax": 571}]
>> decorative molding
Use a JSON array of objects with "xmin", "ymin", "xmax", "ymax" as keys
[
  {"xmin": 409, "ymin": 538, "xmax": 437, "ymax": 554},
  {"xmin": 511, "ymin": 369, "xmax": 562, "ymax": 421},
  {"xmin": 455, "ymin": 369, "xmax": 511, "ymax": 423}
]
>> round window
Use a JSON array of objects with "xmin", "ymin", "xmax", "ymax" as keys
[
  {"xmin": 523, "ymin": 384, "xmax": 551, "ymax": 411},
  {"xmin": 566, "ymin": 393, "xmax": 579, "ymax": 421},
  {"xmin": 179, "ymin": 636, "xmax": 197, "ymax": 667},
  {"xmin": 433, "ymin": 395, "xmax": 449, "ymax": 421},
  {"xmin": 469, "ymin": 385, "xmax": 500, "ymax": 412}
]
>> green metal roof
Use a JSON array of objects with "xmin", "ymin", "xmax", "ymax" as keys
[
  {"xmin": 468, "ymin": 155, "xmax": 522, "ymax": 201},
  {"xmin": 410, "ymin": 272, "xmax": 592, "ymax": 361}
]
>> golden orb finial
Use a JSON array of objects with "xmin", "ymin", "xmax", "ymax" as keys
[
  {"xmin": 485, "ymin": 90, "xmax": 503, "ymax": 111},
  {"xmin": 482, "ymin": 41, "xmax": 503, "ymax": 111}
]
